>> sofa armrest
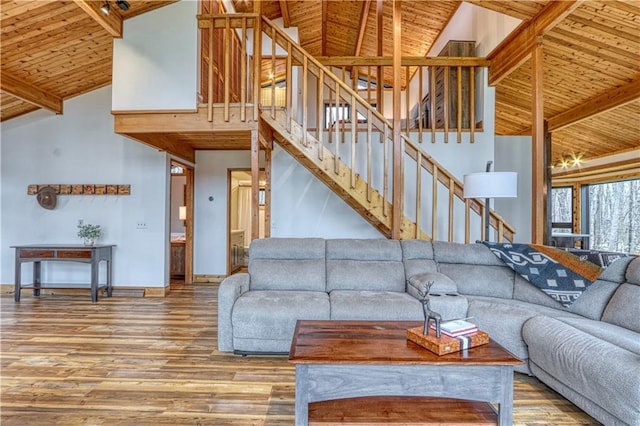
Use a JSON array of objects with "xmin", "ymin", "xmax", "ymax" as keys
[{"xmin": 217, "ymin": 273, "xmax": 250, "ymax": 352}]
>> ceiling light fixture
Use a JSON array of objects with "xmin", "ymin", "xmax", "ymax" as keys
[
  {"xmin": 100, "ymin": 1, "xmax": 110, "ymax": 15},
  {"xmin": 116, "ymin": 0, "xmax": 130, "ymax": 11}
]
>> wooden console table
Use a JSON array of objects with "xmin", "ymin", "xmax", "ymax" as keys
[{"xmin": 12, "ymin": 244, "xmax": 115, "ymax": 303}]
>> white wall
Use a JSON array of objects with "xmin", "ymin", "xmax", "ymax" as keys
[
  {"xmin": 194, "ymin": 151, "xmax": 256, "ymax": 274},
  {"xmin": 112, "ymin": 0, "xmax": 198, "ymax": 111},
  {"xmin": 270, "ymin": 145, "xmax": 384, "ymax": 240},
  {"xmin": 495, "ymin": 135, "xmax": 532, "ymax": 243},
  {"xmin": 1, "ymin": 86, "xmax": 168, "ymax": 287}
]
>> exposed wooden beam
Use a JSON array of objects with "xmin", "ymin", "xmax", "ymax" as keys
[
  {"xmin": 548, "ymin": 79, "xmax": 640, "ymax": 131},
  {"xmin": 0, "ymin": 73, "xmax": 63, "ymax": 114},
  {"xmin": 354, "ymin": 0, "xmax": 372, "ymax": 56},
  {"xmin": 279, "ymin": 0, "xmax": 290, "ymax": 28},
  {"xmin": 321, "ymin": 0, "xmax": 327, "ymax": 56},
  {"xmin": 488, "ymin": 0, "xmax": 584, "ymax": 86},
  {"xmin": 392, "ymin": 0, "xmax": 403, "ymax": 240},
  {"xmin": 73, "ymin": 0, "xmax": 123, "ymax": 38},
  {"xmin": 531, "ymin": 37, "xmax": 546, "ymax": 245},
  {"xmin": 316, "ymin": 56, "xmax": 490, "ymax": 67}
]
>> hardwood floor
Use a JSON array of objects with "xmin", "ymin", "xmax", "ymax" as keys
[{"xmin": 1, "ymin": 282, "xmax": 601, "ymax": 425}]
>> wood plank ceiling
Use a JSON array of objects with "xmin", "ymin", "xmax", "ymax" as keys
[{"xmin": 2, "ymin": 0, "xmax": 639, "ymax": 166}]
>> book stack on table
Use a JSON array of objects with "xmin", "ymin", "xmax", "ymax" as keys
[
  {"xmin": 407, "ymin": 319, "xmax": 490, "ymax": 355},
  {"xmin": 431, "ymin": 319, "xmax": 478, "ymax": 337}
]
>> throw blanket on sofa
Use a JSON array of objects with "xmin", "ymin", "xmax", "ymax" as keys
[{"xmin": 480, "ymin": 242, "xmax": 627, "ymax": 307}]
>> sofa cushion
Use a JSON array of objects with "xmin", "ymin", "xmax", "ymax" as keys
[
  {"xmin": 626, "ymin": 257, "xmax": 640, "ymax": 285},
  {"xmin": 433, "ymin": 241, "xmax": 505, "ymax": 266},
  {"xmin": 329, "ymin": 290, "xmax": 423, "ymax": 320},
  {"xmin": 408, "ymin": 272, "xmax": 458, "ymax": 295},
  {"xmin": 326, "ymin": 239, "xmax": 405, "ymax": 292},
  {"xmin": 552, "ymin": 317, "xmax": 640, "ymax": 355},
  {"xmin": 249, "ymin": 238, "xmax": 326, "ymax": 291},
  {"xmin": 231, "ymin": 290, "xmax": 330, "ymax": 352},
  {"xmin": 523, "ymin": 316, "xmax": 640, "ymax": 426},
  {"xmin": 401, "ymin": 240, "xmax": 437, "ymax": 280},
  {"xmin": 602, "ymin": 283, "xmax": 640, "ymax": 333},
  {"xmin": 438, "ymin": 263, "xmax": 514, "ymax": 298}
]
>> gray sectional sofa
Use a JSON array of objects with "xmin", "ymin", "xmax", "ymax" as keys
[{"xmin": 217, "ymin": 238, "xmax": 640, "ymax": 426}]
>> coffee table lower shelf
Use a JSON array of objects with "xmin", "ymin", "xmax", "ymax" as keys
[{"xmin": 309, "ymin": 396, "xmax": 497, "ymax": 425}]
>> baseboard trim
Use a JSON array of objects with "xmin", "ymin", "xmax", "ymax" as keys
[{"xmin": 1, "ymin": 284, "xmax": 169, "ymax": 298}]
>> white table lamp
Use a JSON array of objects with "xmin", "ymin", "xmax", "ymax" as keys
[{"xmin": 463, "ymin": 161, "xmax": 517, "ymax": 241}]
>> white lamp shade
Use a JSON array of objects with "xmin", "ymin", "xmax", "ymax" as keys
[
  {"xmin": 178, "ymin": 206, "xmax": 187, "ymax": 220},
  {"xmin": 463, "ymin": 172, "xmax": 518, "ymax": 198}
]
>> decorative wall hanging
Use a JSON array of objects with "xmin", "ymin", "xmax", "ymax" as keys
[
  {"xmin": 28, "ymin": 184, "xmax": 131, "ymax": 196},
  {"xmin": 35, "ymin": 186, "xmax": 57, "ymax": 210}
]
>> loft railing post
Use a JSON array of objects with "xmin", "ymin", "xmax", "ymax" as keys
[{"xmin": 253, "ymin": 3, "xmax": 262, "ymax": 122}]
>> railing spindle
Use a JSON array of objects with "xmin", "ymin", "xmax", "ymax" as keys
[
  {"xmin": 303, "ymin": 56, "xmax": 309, "ymax": 147},
  {"xmin": 207, "ymin": 19, "xmax": 214, "ymax": 122},
  {"xmin": 224, "ymin": 16, "xmax": 231, "ymax": 122},
  {"xmin": 448, "ymin": 177, "xmax": 455, "ymax": 241},
  {"xmin": 350, "ymin": 95, "xmax": 356, "ymax": 189},
  {"xmin": 443, "ymin": 66, "xmax": 449, "ymax": 143},
  {"xmin": 457, "ymin": 66, "xmax": 462, "ymax": 143},
  {"xmin": 240, "ymin": 17, "xmax": 247, "ymax": 122},
  {"xmin": 367, "ymin": 110, "xmax": 372, "ymax": 202},
  {"xmin": 418, "ymin": 66, "xmax": 423, "ymax": 144},
  {"xmin": 317, "ymin": 70, "xmax": 324, "ymax": 161},
  {"xmin": 383, "ymin": 125, "xmax": 389, "ymax": 217},
  {"xmin": 405, "ymin": 66, "xmax": 410, "ymax": 135},
  {"xmin": 470, "ymin": 66, "xmax": 475, "ymax": 143},
  {"xmin": 432, "ymin": 165, "xmax": 438, "ymax": 240},
  {"xmin": 415, "ymin": 150, "xmax": 422, "ymax": 238},
  {"xmin": 334, "ymin": 83, "xmax": 340, "ymax": 174},
  {"xmin": 270, "ymin": 31, "xmax": 276, "ymax": 120},
  {"xmin": 430, "ymin": 67, "xmax": 436, "ymax": 143},
  {"xmin": 286, "ymin": 43, "xmax": 292, "ymax": 132}
]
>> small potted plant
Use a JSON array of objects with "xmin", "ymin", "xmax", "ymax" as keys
[{"xmin": 77, "ymin": 223, "xmax": 102, "ymax": 246}]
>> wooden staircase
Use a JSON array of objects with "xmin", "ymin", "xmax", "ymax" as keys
[{"xmin": 262, "ymin": 111, "xmax": 425, "ymax": 239}]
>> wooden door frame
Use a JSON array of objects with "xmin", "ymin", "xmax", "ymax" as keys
[{"xmin": 170, "ymin": 160, "xmax": 194, "ymax": 285}]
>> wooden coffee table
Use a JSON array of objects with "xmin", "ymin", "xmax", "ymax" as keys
[{"xmin": 289, "ymin": 320, "xmax": 523, "ymax": 426}]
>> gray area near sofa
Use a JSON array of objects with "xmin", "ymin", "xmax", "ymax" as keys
[{"xmin": 217, "ymin": 238, "xmax": 640, "ymax": 426}]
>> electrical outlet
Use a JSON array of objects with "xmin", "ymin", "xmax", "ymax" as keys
[
  {"xmin": 136, "ymin": 222, "xmax": 147, "ymax": 229},
  {"xmin": 78, "ymin": 219, "xmax": 84, "ymax": 226}
]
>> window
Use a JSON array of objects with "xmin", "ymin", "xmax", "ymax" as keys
[
  {"xmin": 324, "ymin": 103, "xmax": 376, "ymax": 128},
  {"xmin": 588, "ymin": 179, "xmax": 640, "ymax": 254},
  {"xmin": 325, "ymin": 103, "xmax": 351, "ymax": 128},
  {"xmin": 551, "ymin": 186, "xmax": 573, "ymax": 233}
]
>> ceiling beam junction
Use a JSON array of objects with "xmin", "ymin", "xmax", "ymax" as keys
[
  {"xmin": 1, "ymin": 73, "xmax": 63, "ymax": 114},
  {"xmin": 321, "ymin": 0, "xmax": 327, "ymax": 56},
  {"xmin": 73, "ymin": 0, "xmax": 123, "ymax": 38},
  {"xmin": 487, "ymin": 0, "xmax": 584, "ymax": 86},
  {"xmin": 279, "ymin": 0, "xmax": 290, "ymax": 28},
  {"xmin": 354, "ymin": 0, "xmax": 372, "ymax": 56}
]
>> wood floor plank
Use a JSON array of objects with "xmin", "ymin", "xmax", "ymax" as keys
[{"xmin": 1, "ymin": 282, "xmax": 601, "ymax": 425}]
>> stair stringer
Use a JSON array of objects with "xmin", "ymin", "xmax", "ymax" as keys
[{"xmin": 261, "ymin": 111, "xmax": 429, "ymax": 240}]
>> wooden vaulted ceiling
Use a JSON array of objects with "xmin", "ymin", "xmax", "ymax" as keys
[
  {"xmin": 0, "ymin": 0, "xmax": 175, "ymax": 120},
  {"xmin": 2, "ymin": 0, "xmax": 639, "ymax": 166}
]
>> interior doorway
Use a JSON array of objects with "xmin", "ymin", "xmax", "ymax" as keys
[
  {"xmin": 228, "ymin": 169, "xmax": 265, "ymax": 275},
  {"xmin": 170, "ymin": 161, "xmax": 194, "ymax": 285}
]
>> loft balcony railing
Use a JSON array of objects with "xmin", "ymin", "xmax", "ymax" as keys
[{"xmin": 196, "ymin": 12, "xmax": 515, "ymax": 243}]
